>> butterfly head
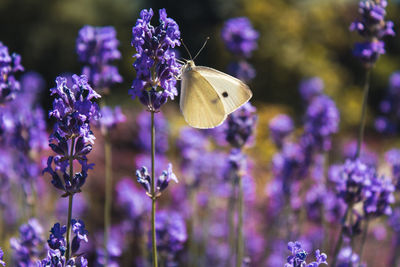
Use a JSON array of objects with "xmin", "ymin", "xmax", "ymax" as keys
[{"xmin": 181, "ymin": 60, "xmax": 196, "ymax": 74}]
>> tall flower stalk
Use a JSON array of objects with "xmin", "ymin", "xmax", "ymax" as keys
[
  {"xmin": 332, "ymin": 1, "xmax": 395, "ymax": 264},
  {"xmin": 76, "ymin": 25, "xmax": 123, "ymax": 265},
  {"xmin": 43, "ymin": 74, "xmax": 100, "ymax": 260},
  {"xmin": 130, "ymin": 8, "xmax": 181, "ymax": 267},
  {"xmin": 221, "ymin": 17, "xmax": 258, "ymax": 267}
]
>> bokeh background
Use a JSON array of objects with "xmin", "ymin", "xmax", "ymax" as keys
[{"xmin": 1, "ymin": 0, "xmax": 400, "ymax": 266}]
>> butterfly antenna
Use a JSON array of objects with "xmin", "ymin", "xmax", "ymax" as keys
[
  {"xmin": 180, "ymin": 39, "xmax": 193, "ymax": 60},
  {"xmin": 193, "ymin": 37, "xmax": 210, "ymax": 61}
]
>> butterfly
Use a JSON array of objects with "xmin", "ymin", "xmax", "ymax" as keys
[{"xmin": 178, "ymin": 39, "xmax": 253, "ymax": 129}]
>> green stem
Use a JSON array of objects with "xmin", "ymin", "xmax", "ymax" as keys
[
  {"xmin": 227, "ymin": 177, "xmax": 237, "ymax": 267},
  {"xmin": 104, "ymin": 130, "xmax": 112, "ymax": 265},
  {"xmin": 151, "ymin": 111, "xmax": 158, "ymax": 267},
  {"xmin": 358, "ymin": 218, "xmax": 370, "ymax": 264},
  {"xmin": 355, "ymin": 69, "xmax": 371, "ymax": 159},
  {"xmin": 66, "ymin": 137, "xmax": 76, "ymax": 261},
  {"xmin": 331, "ymin": 205, "xmax": 351, "ymax": 267},
  {"xmin": 235, "ymin": 175, "xmax": 244, "ymax": 267}
]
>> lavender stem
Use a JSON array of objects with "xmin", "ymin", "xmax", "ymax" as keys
[
  {"xmin": 151, "ymin": 110, "xmax": 158, "ymax": 267},
  {"xmin": 104, "ymin": 128, "xmax": 112, "ymax": 266},
  {"xmin": 355, "ymin": 69, "xmax": 371, "ymax": 159},
  {"xmin": 235, "ymin": 174, "xmax": 244, "ymax": 267},
  {"xmin": 66, "ymin": 137, "xmax": 76, "ymax": 261}
]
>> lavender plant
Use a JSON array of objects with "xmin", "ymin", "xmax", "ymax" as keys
[
  {"xmin": 76, "ymin": 25, "xmax": 124, "ymax": 265},
  {"xmin": 130, "ymin": 8, "xmax": 181, "ymax": 267},
  {"xmin": 331, "ymin": 1, "xmax": 395, "ymax": 264},
  {"xmin": 285, "ymin": 241, "xmax": 328, "ymax": 267},
  {"xmin": 43, "ymin": 74, "xmax": 100, "ymax": 260}
]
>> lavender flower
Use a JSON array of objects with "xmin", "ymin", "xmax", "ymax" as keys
[
  {"xmin": 136, "ymin": 163, "xmax": 178, "ymax": 197},
  {"xmin": 221, "ymin": 17, "xmax": 259, "ymax": 58},
  {"xmin": 342, "ymin": 140, "xmax": 378, "ymax": 167},
  {"xmin": 330, "ymin": 159, "xmax": 372, "ymax": 204},
  {"xmin": 96, "ymin": 106, "xmax": 126, "ymax": 131},
  {"xmin": 299, "ymin": 77, "xmax": 324, "ymax": 102},
  {"xmin": 375, "ymin": 71, "xmax": 400, "ymax": 134},
  {"xmin": 285, "ymin": 241, "xmax": 328, "ymax": 267},
  {"xmin": 116, "ymin": 177, "xmax": 151, "ymax": 219},
  {"xmin": 363, "ymin": 174, "xmax": 395, "ymax": 218},
  {"xmin": 227, "ymin": 61, "xmax": 256, "ymax": 83},
  {"xmin": 43, "ymin": 74, "xmax": 100, "ymax": 196},
  {"xmin": 41, "ymin": 221, "xmax": 88, "ymax": 266},
  {"xmin": 136, "ymin": 110, "xmax": 169, "ymax": 153},
  {"xmin": 96, "ymin": 225, "xmax": 126, "ymax": 267},
  {"xmin": 350, "ymin": 0, "xmax": 395, "ymax": 66},
  {"xmin": 336, "ymin": 247, "xmax": 363, "ymax": 267},
  {"xmin": 303, "ymin": 95, "xmax": 339, "ymax": 151},
  {"xmin": 130, "ymin": 8, "xmax": 181, "ymax": 111},
  {"xmin": 155, "ymin": 210, "xmax": 187, "ymax": 263},
  {"xmin": 0, "ymin": 41, "xmax": 24, "ymax": 103},
  {"xmin": 385, "ymin": 149, "xmax": 400, "ymax": 190},
  {"xmin": 0, "ymin": 248, "xmax": 4, "ymax": 266},
  {"xmin": 269, "ymin": 114, "xmax": 294, "ymax": 147},
  {"xmin": 76, "ymin": 25, "xmax": 122, "ymax": 91},
  {"xmin": 225, "ymin": 102, "xmax": 257, "ymax": 148},
  {"xmin": 10, "ymin": 219, "xmax": 44, "ymax": 265}
]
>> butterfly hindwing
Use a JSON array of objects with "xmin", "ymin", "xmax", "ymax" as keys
[
  {"xmin": 180, "ymin": 68, "xmax": 227, "ymax": 129},
  {"xmin": 193, "ymin": 66, "xmax": 252, "ymax": 114}
]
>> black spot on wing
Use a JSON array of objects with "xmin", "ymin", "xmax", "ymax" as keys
[{"xmin": 222, "ymin": 91, "xmax": 228, "ymax": 97}]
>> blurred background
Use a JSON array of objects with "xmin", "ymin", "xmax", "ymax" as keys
[{"xmin": 1, "ymin": 0, "xmax": 400, "ymax": 266}]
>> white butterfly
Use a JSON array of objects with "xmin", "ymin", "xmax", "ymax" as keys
[{"xmin": 179, "ymin": 59, "xmax": 252, "ymax": 129}]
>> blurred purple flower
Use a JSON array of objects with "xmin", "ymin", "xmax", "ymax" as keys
[
  {"xmin": 0, "ymin": 248, "xmax": 4, "ymax": 266},
  {"xmin": 350, "ymin": 0, "xmax": 395, "ymax": 66},
  {"xmin": 363, "ymin": 174, "xmax": 395, "ymax": 218},
  {"xmin": 20, "ymin": 71, "xmax": 45, "ymax": 106},
  {"xmin": 336, "ymin": 247, "xmax": 363, "ymax": 267},
  {"xmin": 303, "ymin": 95, "xmax": 339, "ymax": 151},
  {"xmin": 116, "ymin": 177, "xmax": 150, "ymax": 219},
  {"xmin": 330, "ymin": 159, "xmax": 372, "ymax": 204},
  {"xmin": 299, "ymin": 77, "xmax": 324, "ymax": 102},
  {"xmin": 10, "ymin": 218, "xmax": 44, "ymax": 265},
  {"xmin": 0, "ymin": 41, "xmax": 24, "ymax": 103},
  {"xmin": 342, "ymin": 140, "xmax": 378, "ymax": 167},
  {"xmin": 96, "ymin": 106, "xmax": 126, "ymax": 130},
  {"xmin": 56, "ymin": 193, "xmax": 88, "ymax": 222},
  {"xmin": 269, "ymin": 114, "xmax": 294, "ymax": 147},
  {"xmin": 154, "ymin": 210, "xmax": 187, "ymax": 262},
  {"xmin": 225, "ymin": 102, "xmax": 257, "ymax": 148},
  {"xmin": 285, "ymin": 241, "xmax": 327, "ymax": 267},
  {"xmin": 375, "ymin": 71, "xmax": 400, "ymax": 134},
  {"xmin": 136, "ymin": 110, "xmax": 169, "ymax": 153},
  {"xmin": 96, "ymin": 225, "xmax": 126, "ymax": 267},
  {"xmin": 135, "ymin": 153, "xmax": 169, "ymax": 177},
  {"xmin": 76, "ymin": 25, "xmax": 122, "ymax": 91},
  {"xmin": 305, "ymin": 184, "xmax": 326, "ymax": 223},
  {"xmin": 227, "ymin": 61, "xmax": 256, "ymax": 82},
  {"xmin": 130, "ymin": 8, "xmax": 181, "ymax": 111},
  {"xmin": 221, "ymin": 17, "xmax": 259, "ymax": 58},
  {"xmin": 385, "ymin": 149, "xmax": 400, "ymax": 190}
]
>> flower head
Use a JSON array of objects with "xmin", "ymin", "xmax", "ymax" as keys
[
  {"xmin": 330, "ymin": 159, "xmax": 372, "ymax": 204},
  {"xmin": 285, "ymin": 241, "xmax": 327, "ymax": 267},
  {"xmin": 0, "ymin": 41, "xmax": 24, "ymax": 103},
  {"xmin": 350, "ymin": 0, "xmax": 395, "ymax": 67},
  {"xmin": 221, "ymin": 17, "xmax": 259, "ymax": 58},
  {"xmin": 225, "ymin": 102, "xmax": 257, "ymax": 148},
  {"xmin": 363, "ymin": 174, "xmax": 395, "ymax": 218},
  {"xmin": 77, "ymin": 25, "xmax": 122, "ymax": 91},
  {"xmin": 299, "ymin": 77, "xmax": 324, "ymax": 102},
  {"xmin": 130, "ymin": 8, "xmax": 181, "ymax": 111},
  {"xmin": 303, "ymin": 95, "xmax": 340, "ymax": 151},
  {"xmin": 269, "ymin": 114, "xmax": 294, "ymax": 147},
  {"xmin": 136, "ymin": 163, "xmax": 178, "ymax": 197}
]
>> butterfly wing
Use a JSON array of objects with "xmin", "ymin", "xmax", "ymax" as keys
[
  {"xmin": 180, "ymin": 68, "xmax": 227, "ymax": 129},
  {"xmin": 194, "ymin": 66, "xmax": 252, "ymax": 114}
]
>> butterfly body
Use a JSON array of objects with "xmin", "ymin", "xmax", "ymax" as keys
[{"xmin": 180, "ymin": 60, "xmax": 252, "ymax": 129}]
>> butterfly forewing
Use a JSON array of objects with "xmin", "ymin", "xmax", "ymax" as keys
[
  {"xmin": 193, "ymin": 66, "xmax": 252, "ymax": 114},
  {"xmin": 180, "ymin": 68, "xmax": 227, "ymax": 129}
]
